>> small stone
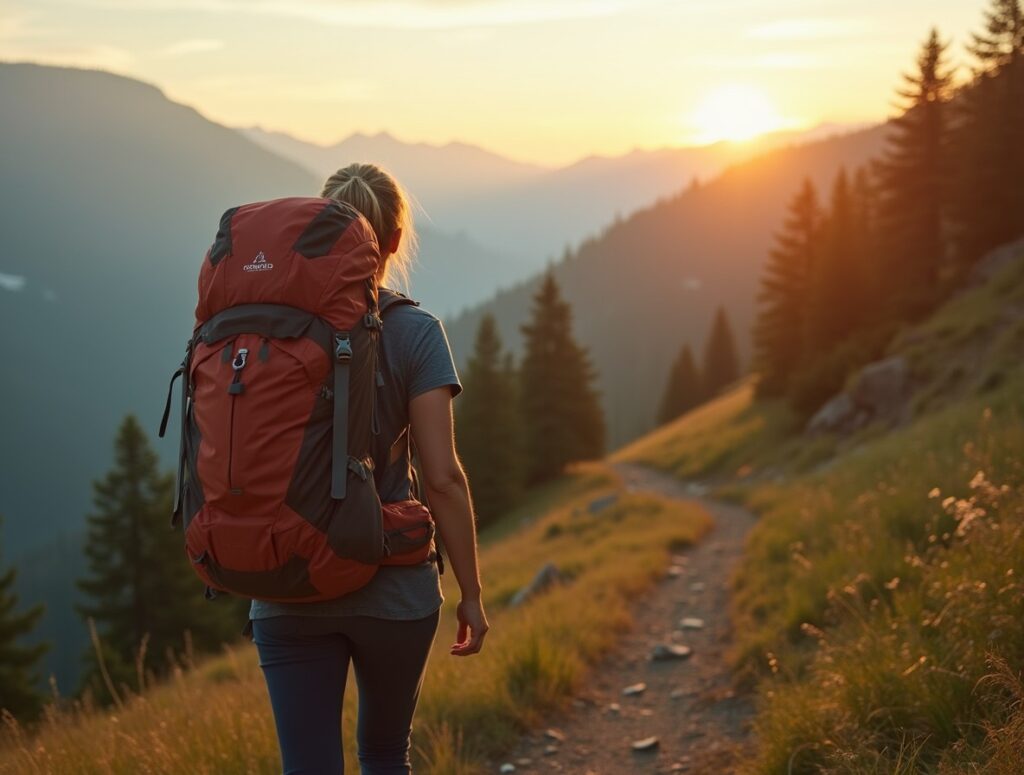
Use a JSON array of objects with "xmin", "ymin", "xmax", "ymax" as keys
[
  {"xmin": 607, "ymin": 702, "xmax": 621, "ymax": 714},
  {"xmin": 543, "ymin": 744, "xmax": 558, "ymax": 756},
  {"xmin": 631, "ymin": 736, "xmax": 660, "ymax": 752},
  {"xmin": 544, "ymin": 728, "xmax": 566, "ymax": 742},
  {"xmin": 499, "ymin": 764, "xmax": 515, "ymax": 774},
  {"xmin": 666, "ymin": 565, "xmax": 684, "ymax": 578},
  {"xmin": 515, "ymin": 758, "xmax": 532, "ymax": 766},
  {"xmin": 640, "ymin": 708, "xmax": 654, "ymax": 716},
  {"xmin": 651, "ymin": 643, "xmax": 693, "ymax": 661},
  {"xmin": 680, "ymin": 617, "xmax": 705, "ymax": 630},
  {"xmin": 689, "ymin": 581, "xmax": 706, "ymax": 592},
  {"xmin": 622, "ymin": 682, "xmax": 647, "ymax": 696},
  {"xmin": 669, "ymin": 763, "xmax": 688, "ymax": 772},
  {"xmin": 670, "ymin": 688, "xmax": 686, "ymax": 699}
]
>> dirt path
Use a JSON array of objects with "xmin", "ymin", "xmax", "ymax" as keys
[{"xmin": 489, "ymin": 462, "xmax": 758, "ymax": 774}]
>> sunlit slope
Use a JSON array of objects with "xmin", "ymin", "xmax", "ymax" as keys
[
  {"xmin": 619, "ymin": 244, "xmax": 1024, "ymax": 772},
  {"xmin": 0, "ymin": 463, "xmax": 710, "ymax": 775},
  {"xmin": 446, "ymin": 124, "xmax": 886, "ymax": 449}
]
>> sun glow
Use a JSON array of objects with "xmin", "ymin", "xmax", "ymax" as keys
[{"xmin": 687, "ymin": 84, "xmax": 796, "ymax": 145}]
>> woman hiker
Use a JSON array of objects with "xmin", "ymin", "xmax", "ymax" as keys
[{"xmin": 249, "ymin": 162, "xmax": 490, "ymax": 774}]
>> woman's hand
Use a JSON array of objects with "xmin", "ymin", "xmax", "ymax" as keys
[{"xmin": 450, "ymin": 597, "xmax": 489, "ymax": 656}]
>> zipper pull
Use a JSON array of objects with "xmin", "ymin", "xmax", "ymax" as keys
[{"xmin": 228, "ymin": 347, "xmax": 248, "ymax": 395}]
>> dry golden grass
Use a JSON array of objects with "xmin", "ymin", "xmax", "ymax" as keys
[{"xmin": 0, "ymin": 462, "xmax": 710, "ymax": 774}]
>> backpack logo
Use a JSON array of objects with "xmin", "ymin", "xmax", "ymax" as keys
[{"xmin": 243, "ymin": 251, "xmax": 274, "ymax": 272}]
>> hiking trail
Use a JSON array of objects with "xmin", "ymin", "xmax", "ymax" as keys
[{"xmin": 489, "ymin": 462, "xmax": 758, "ymax": 774}]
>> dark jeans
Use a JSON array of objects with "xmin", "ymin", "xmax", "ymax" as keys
[{"xmin": 252, "ymin": 610, "xmax": 441, "ymax": 775}]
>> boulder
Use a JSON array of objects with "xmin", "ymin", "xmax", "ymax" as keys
[
  {"xmin": 967, "ymin": 235, "xmax": 1024, "ymax": 289},
  {"xmin": 508, "ymin": 562, "xmax": 562, "ymax": 607},
  {"xmin": 850, "ymin": 355, "xmax": 909, "ymax": 417},
  {"xmin": 586, "ymin": 493, "xmax": 618, "ymax": 515},
  {"xmin": 807, "ymin": 355, "xmax": 910, "ymax": 435}
]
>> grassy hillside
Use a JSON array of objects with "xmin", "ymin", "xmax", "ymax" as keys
[
  {"xmin": 616, "ymin": 246, "xmax": 1024, "ymax": 772},
  {"xmin": 0, "ymin": 464, "xmax": 710, "ymax": 774}
]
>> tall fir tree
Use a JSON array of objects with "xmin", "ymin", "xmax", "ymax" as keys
[
  {"xmin": 657, "ymin": 343, "xmax": 702, "ymax": 424},
  {"xmin": 875, "ymin": 27, "xmax": 955, "ymax": 317},
  {"xmin": 455, "ymin": 314, "xmax": 524, "ymax": 527},
  {"xmin": 76, "ymin": 415, "xmax": 233, "ymax": 701},
  {"xmin": 752, "ymin": 178, "xmax": 820, "ymax": 396},
  {"xmin": 851, "ymin": 165, "xmax": 883, "ymax": 319},
  {"xmin": 519, "ymin": 271, "xmax": 605, "ymax": 485},
  {"xmin": 0, "ymin": 521, "xmax": 48, "ymax": 720},
  {"xmin": 804, "ymin": 169, "xmax": 870, "ymax": 354},
  {"xmin": 954, "ymin": 0, "xmax": 1024, "ymax": 264},
  {"xmin": 701, "ymin": 306, "xmax": 741, "ymax": 399}
]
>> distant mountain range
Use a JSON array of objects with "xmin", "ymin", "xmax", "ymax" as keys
[{"xmin": 243, "ymin": 122, "xmax": 872, "ymax": 279}]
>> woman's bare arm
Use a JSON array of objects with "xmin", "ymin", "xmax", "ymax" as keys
[{"xmin": 409, "ymin": 386, "xmax": 489, "ymax": 656}]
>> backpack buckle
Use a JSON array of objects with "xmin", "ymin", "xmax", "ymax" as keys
[{"xmin": 334, "ymin": 332, "xmax": 353, "ymax": 362}]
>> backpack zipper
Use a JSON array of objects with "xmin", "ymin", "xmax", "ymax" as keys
[{"xmin": 227, "ymin": 347, "xmax": 248, "ymax": 494}]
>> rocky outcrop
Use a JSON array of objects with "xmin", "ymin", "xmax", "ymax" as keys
[
  {"xmin": 807, "ymin": 355, "xmax": 910, "ymax": 435},
  {"xmin": 508, "ymin": 562, "xmax": 563, "ymax": 607},
  {"xmin": 967, "ymin": 235, "xmax": 1024, "ymax": 289}
]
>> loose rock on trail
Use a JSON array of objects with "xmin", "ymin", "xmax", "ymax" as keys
[{"xmin": 491, "ymin": 462, "xmax": 758, "ymax": 774}]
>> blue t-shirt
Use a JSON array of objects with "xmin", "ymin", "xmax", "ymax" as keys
[{"xmin": 249, "ymin": 289, "xmax": 463, "ymax": 621}]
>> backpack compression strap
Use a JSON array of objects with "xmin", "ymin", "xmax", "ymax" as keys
[{"xmin": 331, "ymin": 330, "xmax": 354, "ymax": 499}]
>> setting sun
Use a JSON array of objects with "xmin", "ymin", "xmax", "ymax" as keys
[{"xmin": 687, "ymin": 84, "xmax": 797, "ymax": 144}]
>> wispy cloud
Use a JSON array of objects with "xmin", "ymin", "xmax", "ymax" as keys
[
  {"xmin": 690, "ymin": 52, "xmax": 827, "ymax": 71},
  {"xmin": 746, "ymin": 18, "xmax": 867, "ymax": 40},
  {"xmin": 64, "ymin": 0, "xmax": 638, "ymax": 29},
  {"xmin": 1, "ymin": 10, "xmax": 135, "ymax": 69},
  {"xmin": 158, "ymin": 37, "xmax": 224, "ymax": 57}
]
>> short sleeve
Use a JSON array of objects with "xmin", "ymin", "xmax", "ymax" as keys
[{"xmin": 407, "ymin": 316, "xmax": 463, "ymax": 400}]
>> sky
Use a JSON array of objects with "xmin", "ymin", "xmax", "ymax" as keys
[{"xmin": 2, "ymin": 0, "xmax": 983, "ymax": 167}]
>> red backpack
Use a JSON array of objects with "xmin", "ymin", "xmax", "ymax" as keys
[{"xmin": 159, "ymin": 196, "xmax": 439, "ymax": 602}]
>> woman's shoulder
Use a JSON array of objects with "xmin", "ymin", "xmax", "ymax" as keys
[{"xmin": 380, "ymin": 288, "xmax": 443, "ymax": 328}]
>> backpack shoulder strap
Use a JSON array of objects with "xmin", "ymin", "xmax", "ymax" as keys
[{"xmin": 379, "ymin": 287, "xmax": 420, "ymax": 317}]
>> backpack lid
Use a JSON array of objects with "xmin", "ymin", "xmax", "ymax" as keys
[{"xmin": 195, "ymin": 197, "xmax": 381, "ymax": 330}]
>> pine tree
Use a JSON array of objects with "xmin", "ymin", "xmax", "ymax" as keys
[
  {"xmin": 76, "ymin": 415, "xmax": 232, "ymax": 701},
  {"xmin": 753, "ymin": 178, "xmax": 820, "ymax": 395},
  {"xmin": 875, "ymin": 27, "xmax": 955, "ymax": 316},
  {"xmin": 954, "ymin": 1, "xmax": 1024, "ymax": 264},
  {"xmin": 0, "ymin": 522, "xmax": 48, "ymax": 720},
  {"xmin": 657, "ymin": 343, "xmax": 702, "ymax": 424},
  {"xmin": 701, "ymin": 306, "xmax": 741, "ymax": 398},
  {"xmin": 851, "ymin": 165, "xmax": 883, "ymax": 318},
  {"xmin": 520, "ymin": 271, "xmax": 605, "ymax": 485},
  {"xmin": 804, "ymin": 169, "xmax": 870, "ymax": 354},
  {"xmin": 456, "ymin": 314, "xmax": 524, "ymax": 527}
]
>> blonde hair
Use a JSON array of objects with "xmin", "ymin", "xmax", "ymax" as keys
[{"xmin": 320, "ymin": 162, "xmax": 418, "ymax": 291}]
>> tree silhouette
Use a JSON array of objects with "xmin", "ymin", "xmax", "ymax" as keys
[
  {"xmin": 804, "ymin": 169, "xmax": 870, "ymax": 354},
  {"xmin": 954, "ymin": 1, "xmax": 1024, "ymax": 264},
  {"xmin": 456, "ymin": 314, "xmax": 524, "ymax": 526},
  {"xmin": 753, "ymin": 178, "xmax": 820, "ymax": 396},
  {"xmin": 875, "ymin": 27, "xmax": 955, "ymax": 316},
  {"xmin": 519, "ymin": 272, "xmax": 605, "ymax": 484},
  {"xmin": 657, "ymin": 343, "xmax": 703, "ymax": 423},
  {"xmin": 0, "ymin": 523, "xmax": 48, "ymax": 720},
  {"xmin": 701, "ymin": 306, "xmax": 741, "ymax": 399},
  {"xmin": 76, "ymin": 416, "xmax": 232, "ymax": 702}
]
